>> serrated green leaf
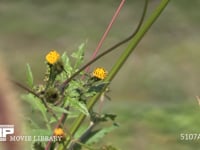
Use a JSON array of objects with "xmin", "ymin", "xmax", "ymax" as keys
[
  {"xmin": 71, "ymin": 43, "xmax": 85, "ymax": 59},
  {"xmin": 21, "ymin": 94, "xmax": 49, "ymax": 125},
  {"xmin": 71, "ymin": 43, "xmax": 85, "ymax": 69},
  {"xmin": 86, "ymin": 125, "xmax": 118, "ymax": 145},
  {"xmin": 83, "ymin": 91, "xmax": 96, "ymax": 98},
  {"xmin": 74, "ymin": 125, "xmax": 88, "ymax": 139},
  {"xmin": 50, "ymin": 105, "xmax": 71, "ymax": 114},
  {"xmin": 68, "ymin": 98, "xmax": 89, "ymax": 116},
  {"xmin": 26, "ymin": 63, "xmax": 34, "ymax": 88},
  {"xmin": 49, "ymin": 117, "xmax": 57, "ymax": 124},
  {"xmin": 21, "ymin": 94, "xmax": 43, "ymax": 110},
  {"xmin": 25, "ymin": 117, "xmax": 40, "ymax": 129},
  {"xmin": 61, "ymin": 52, "xmax": 73, "ymax": 77}
]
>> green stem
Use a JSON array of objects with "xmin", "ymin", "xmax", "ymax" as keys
[{"xmin": 60, "ymin": 0, "xmax": 170, "ymax": 149}]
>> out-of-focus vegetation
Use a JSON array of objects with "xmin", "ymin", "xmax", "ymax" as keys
[{"xmin": 0, "ymin": 0, "xmax": 200, "ymax": 149}]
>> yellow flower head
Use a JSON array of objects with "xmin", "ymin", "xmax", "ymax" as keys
[
  {"xmin": 92, "ymin": 67, "xmax": 107, "ymax": 80},
  {"xmin": 46, "ymin": 50, "xmax": 60, "ymax": 64},
  {"xmin": 54, "ymin": 128, "xmax": 65, "ymax": 137}
]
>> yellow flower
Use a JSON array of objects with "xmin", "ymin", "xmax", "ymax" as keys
[
  {"xmin": 54, "ymin": 128, "xmax": 65, "ymax": 137},
  {"xmin": 45, "ymin": 50, "xmax": 60, "ymax": 64},
  {"xmin": 92, "ymin": 67, "xmax": 107, "ymax": 80}
]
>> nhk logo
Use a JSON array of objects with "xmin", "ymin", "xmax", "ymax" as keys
[{"xmin": 0, "ymin": 125, "xmax": 14, "ymax": 141}]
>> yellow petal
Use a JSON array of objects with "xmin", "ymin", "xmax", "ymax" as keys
[{"xmin": 46, "ymin": 50, "xmax": 60, "ymax": 64}]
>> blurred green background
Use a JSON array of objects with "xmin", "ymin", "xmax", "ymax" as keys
[{"xmin": 0, "ymin": 0, "xmax": 200, "ymax": 149}]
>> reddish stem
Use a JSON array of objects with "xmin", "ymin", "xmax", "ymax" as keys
[{"xmin": 84, "ymin": 0, "xmax": 126, "ymax": 73}]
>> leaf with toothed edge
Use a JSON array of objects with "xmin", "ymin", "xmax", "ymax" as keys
[{"xmin": 86, "ymin": 124, "xmax": 118, "ymax": 145}]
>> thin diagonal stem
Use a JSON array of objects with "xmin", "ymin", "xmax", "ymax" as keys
[
  {"xmin": 12, "ymin": 80, "xmax": 47, "ymax": 108},
  {"xmin": 84, "ymin": 0, "xmax": 126, "ymax": 73}
]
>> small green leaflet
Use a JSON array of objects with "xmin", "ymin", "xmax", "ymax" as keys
[
  {"xmin": 71, "ymin": 42, "xmax": 85, "ymax": 70},
  {"xmin": 61, "ymin": 52, "xmax": 73, "ymax": 77},
  {"xmin": 25, "ymin": 117, "xmax": 40, "ymax": 129},
  {"xmin": 26, "ymin": 63, "xmax": 34, "ymax": 88},
  {"xmin": 50, "ymin": 105, "xmax": 71, "ymax": 114},
  {"xmin": 68, "ymin": 97, "xmax": 89, "ymax": 116},
  {"xmin": 21, "ymin": 94, "xmax": 48, "ymax": 125},
  {"xmin": 86, "ymin": 125, "xmax": 118, "ymax": 145}
]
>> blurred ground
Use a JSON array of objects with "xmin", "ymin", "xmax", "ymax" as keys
[{"xmin": 0, "ymin": 0, "xmax": 200, "ymax": 149}]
